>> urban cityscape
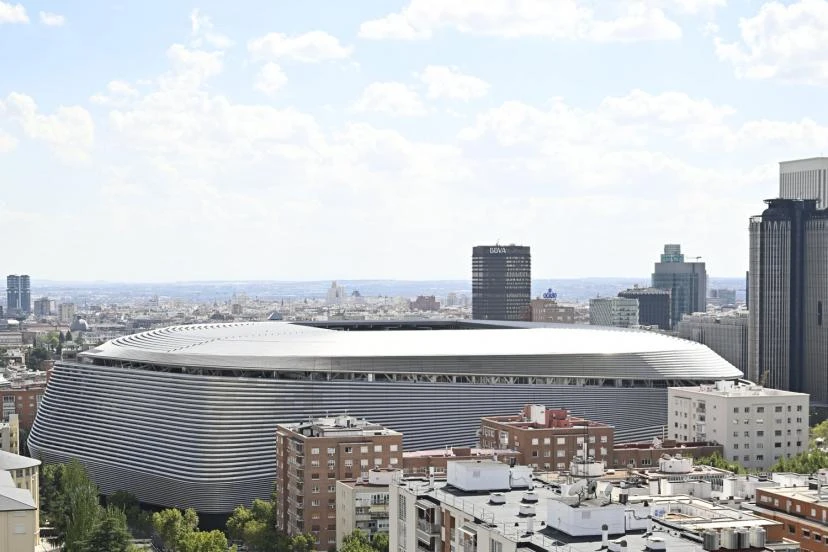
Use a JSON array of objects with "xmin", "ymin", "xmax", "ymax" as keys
[{"xmin": 5, "ymin": 2, "xmax": 828, "ymax": 552}]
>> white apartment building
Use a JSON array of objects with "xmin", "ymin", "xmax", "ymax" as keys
[
  {"xmin": 588, "ymin": 297, "xmax": 638, "ymax": 328},
  {"xmin": 335, "ymin": 469, "xmax": 397, "ymax": 550},
  {"xmin": 668, "ymin": 380, "xmax": 809, "ymax": 471}
]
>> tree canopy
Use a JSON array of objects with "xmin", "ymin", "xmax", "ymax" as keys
[
  {"xmin": 693, "ymin": 452, "xmax": 747, "ymax": 474},
  {"xmin": 78, "ymin": 506, "xmax": 133, "ymax": 552},
  {"xmin": 153, "ymin": 507, "xmax": 235, "ymax": 552}
]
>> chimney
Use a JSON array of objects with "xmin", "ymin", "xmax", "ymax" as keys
[{"xmin": 602, "ymin": 524, "xmax": 609, "ymax": 549}]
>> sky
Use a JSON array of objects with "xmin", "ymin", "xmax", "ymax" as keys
[{"xmin": 1, "ymin": 0, "xmax": 827, "ymax": 282}]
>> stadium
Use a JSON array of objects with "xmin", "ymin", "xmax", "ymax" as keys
[{"xmin": 28, "ymin": 320, "xmax": 741, "ymax": 514}]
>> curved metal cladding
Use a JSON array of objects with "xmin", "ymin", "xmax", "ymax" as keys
[{"xmin": 28, "ymin": 322, "xmax": 742, "ymax": 514}]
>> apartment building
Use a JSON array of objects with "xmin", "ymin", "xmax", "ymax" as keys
[
  {"xmin": 752, "ymin": 478, "xmax": 828, "ymax": 552},
  {"xmin": 1, "ymin": 384, "xmax": 46, "ymax": 430},
  {"xmin": 588, "ymin": 297, "xmax": 639, "ymax": 327},
  {"xmin": 479, "ymin": 404, "xmax": 613, "ymax": 470},
  {"xmin": 668, "ymin": 380, "xmax": 809, "ymax": 470},
  {"xmin": 611, "ymin": 438, "xmax": 722, "ymax": 469},
  {"xmin": 335, "ymin": 469, "xmax": 397, "ymax": 550},
  {"xmin": 529, "ymin": 298, "xmax": 575, "ymax": 324},
  {"xmin": 402, "ymin": 447, "xmax": 519, "ymax": 475},
  {"xmin": 276, "ymin": 416, "xmax": 403, "ymax": 551},
  {"xmin": 0, "ymin": 415, "xmax": 19, "ymax": 455}
]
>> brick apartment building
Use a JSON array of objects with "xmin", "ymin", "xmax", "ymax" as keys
[
  {"xmin": 479, "ymin": 405, "xmax": 614, "ymax": 470},
  {"xmin": 402, "ymin": 447, "xmax": 520, "ymax": 475},
  {"xmin": 275, "ymin": 416, "xmax": 403, "ymax": 551},
  {"xmin": 611, "ymin": 438, "xmax": 723, "ymax": 468},
  {"xmin": 753, "ymin": 483, "xmax": 828, "ymax": 552},
  {"xmin": 1, "ymin": 383, "xmax": 47, "ymax": 430}
]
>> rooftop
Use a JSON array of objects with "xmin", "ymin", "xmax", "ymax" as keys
[
  {"xmin": 671, "ymin": 380, "xmax": 809, "ymax": 398},
  {"xmin": 77, "ymin": 321, "xmax": 743, "ymax": 380},
  {"xmin": 279, "ymin": 415, "xmax": 400, "ymax": 438},
  {"xmin": 0, "ymin": 451, "xmax": 41, "ymax": 471}
]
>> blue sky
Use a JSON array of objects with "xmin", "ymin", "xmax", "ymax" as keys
[{"xmin": 1, "ymin": 0, "xmax": 827, "ymax": 282}]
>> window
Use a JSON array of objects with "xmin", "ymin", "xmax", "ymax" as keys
[
  {"xmin": 543, "ymin": 437, "xmax": 551, "ymax": 445},
  {"xmin": 775, "ymin": 442, "xmax": 782, "ymax": 448},
  {"xmin": 328, "ymin": 485, "xmax": 336, "ymax": 492},
  {"xmin": 757, "ymin": 407, "xmax": 765, "ymax": 413},
  {"xmin": 311, "ymin": 473, "xmax": 320, "ymax": 480},
  {"xmin": 556, "ymin": 450, "xmax": 566, "ymax": 457},
  {"xmin": 733, "ymin": 432, "xmax": 739, "ymax": 438},
  {"xmin": 311, "ymin": 500, "xmax": 320, "ymax": 507},
  {"xmin": 757, "ymin": 455, "xmax": 764, "ymax": 461},
  {"xmin": 589, "ymin": 436, "xmax": 596, "ymax": 443},
  {"xmin": 345, "ymin": 447, "xmax": 353, "ymax": 454},
  {"xmin": 390, "ymin": 444, "xmax": 398, "ymax": 452},
  {"xmin": 544, "ymin": 450, "xmax": 551, "ymax": 457},
  {"xmin": 743, "ymin": 455, "xmax": 750, "ymax": 462},
  {"xmin": 775, "ymin": 406, "xmax": 783, "ymax": 413},
  {"xmin": 390, "ymin": 458, "xmax": 398, "ymax": 465},
  {"xmin": 757, "ymin": 430, "xmax": 764, "ymax": 437},
  {"xmin": 327, "ymin": 448, "xmax": 335, "ymax": 455},
  {"xmin": 360, "ymin": 459, "xmax": 368, "ymax": 467},
  {"xmin": 733, "ymin": 407, "xmax": 739, "ymax": 414},
  {"xmin": 311, "ymin": 460, "xmax": 320, "ymax": 468},
  {"xmin": 734, "ymin": 444, "xmax": 739, "ymax": 450},
  {"xmin": 733, "ymin": 456, "xmax": 739, "ymax": 461},
  {"xmin": 360, "ymin": 446, "xmax": 368, "ymax": 454},
  {"xmin": 600, "ymin": 435, "xmax": 608, "ymax": 443},
  {"xmin": 744, "ymin": 431, "xmax": 750, "ymax": 437},
  {"xmin": 327, "ymin": 460, "xmax": 335, "ymax": 468},
  {"xmin": 374, "ymin": 458, "xmax": 381, "ymax": 466},
  {"xmin": 744, "ymin": 407, "xmax": 750, "ymax": 413},
  {"xmin": 531, "ymin": 451, "xmax": 539, "ymax": 457},
  {"xmin": 775, "ymin": 430, "xmax": 782, "ymax": 436},
  {"xmin": 374, "ymin": 445, "xmax": 383, "ymax": 453},
  {"xmin": 344, "ymin": 460, "xmax": 353, "ymax": 468},
  {"xmin": 532, "ymin": 438, "xmax": 539, "ymax": 445},
  {"xmin": 312, "ymin": 485, "xmax": 320, "ymax": 494}
]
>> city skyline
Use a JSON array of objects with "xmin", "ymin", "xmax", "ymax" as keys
[{"xmin": 4, "ymin": 1, "xmax": 828, "ymax": 281}]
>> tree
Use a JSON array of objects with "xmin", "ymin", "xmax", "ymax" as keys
[
  {"xmin": 340, "ymin": 530, "xmax": 373, "ymax": 552},
  {"xmin": 26, "ymin": 346, "xmax": 50, "ymax": 370},
  {"xmin": 290, "ymin": 533, "xmax": 317, "ymax": 552},
  {"xmin": 152, "ymin": 508, "xmax": 198, "ymax": 552},
  {"xmin": 178, "ymin": 529, "xmax": 232, "ymax": 552},
  {"xmin": 66, "ymin": 330, "xmax": 73, "ymax": 343},
  {"xmin": 61, "ymin": 460, "xmax": 103, "ymax": 552},
  {"xmin": 371, "ymin": 533, "xmax": 389, "ymax": 552},
  {"xmin": 694, "ymin": 452, "xmax": 747, "ymax": 474},
  {"xmin": 227, "ymin": 499, "xmax": 285, "ymax": 552},
  {"xmin": 78, "ymin": 506, "xmax": 133, "ymax": 552},
  {"xmin": 771, "ymin": 449, "xmax": 828, "ymax": 474},
  {"xmin": 108, "ymin": 490, "xmax": 152, "ymax": 538}
]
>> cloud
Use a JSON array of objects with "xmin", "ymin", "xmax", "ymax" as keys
[
  {"xmin": 248, "ymin": 31, "xmax": 352, "ymax": 62},
  {"xmin": 255, "ymin": 63, "xmax": 287, "ymax": 95},
  {"xmin": 90, "ymin": 80, "xmax": 141, "ymax": 105},
  {"xmin": 0, "ymin": 1, "xmax": 27, "ymax": 23},
  {"xmin": 419, "ymin": 65, "xmax": 489, "ymax": 100},
  {"xmin": 190, "ymin": 9, "xmax": 233, "ymax": 49},
  {"xmin": 715, "ymin": 0, "xmax": 828, "ymax": 84},
  {"xmin": 0, "ymin": 130, "xmax": 16, "ymax": 152},
  {"xmin": 359, "ymin": 0, "xmax": 682, "ymax": 42},
  {"xmin": 39, "ymin": 11, "xmax": 64, "ymax": 26},
  {"xmin": 352, "ymin": 82, "xmax": 427, "ymax": 117},
  {"xmin": 1, "ymin": 93, "xmax": 94, "ymax": 161}
]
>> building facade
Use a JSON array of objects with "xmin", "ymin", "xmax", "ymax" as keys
[
  {"xmin": 780, "ymin": 157, "xmax": 828, "ymax": 209},
  {"xmin": 652, "ymin": 244, "xmax": 707, "ymax": 328},
  {"xmin": 754, "ymin": 483, "xmax": 828, "ymax": 552},
  {"xmin": 276, "ymin": 416, "xmax": 403, "ymax": 551},
  {"xmin": 402, "ymin": 447, "xmax": 519, "ymax": 475},
  {"xmin": 588, "ymin": 297, "xmax": 638, "ymax": 328},
  {"xmin": 335, "ymin": 469, "xmax": 396, "ymax": 550},
  {"xmin": 611, "ymin": 439, "xmax": 723, "ymax": 469},
  {"xmin": 668, "ymin": 381, "xmax": 809, "ymax": 470},
  {"xmin": 409, "ymin": 296, "xmax": 440, "ymax": 312},
  {"xmin": 471, "ymin": 245, "xmax": 531, "ymax": 321},
  {"xmin": 748, "ymin": 198, "xmax": 828, "ymax": 401},
  {"xmin": 676, "ymin": 311, "xmax": 749, "ymax": 374},
  {"xmin": 618, "ymin": 286, "xmax": 671, "ymax": 329},
  {"xmin": 2, "ymin": 385, "xmax": 45, "ymax": 430},
  {"xmin": 479, "ymin": 405, "xmax": 613, "ymax": 470},
  {"xmin": 529, "ymin": 299, "xmax": 575, "ymax": 323},
  {"xmin": 32, "ymin": 298, "xmax": 54, "ymax": 318},
  {"xmin": 57, "ymin": 303, "xmax": 76, "ymax": 325}
]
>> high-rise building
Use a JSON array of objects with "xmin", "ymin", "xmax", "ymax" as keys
[
  {"xmin": 471, "ymin": 245, "xmax": 531, "ymax": 321},
  {"xmin": 651, "ymin": 244, "xmax": 707, "ymax": 328},
  {"xmin": 779, "ymin": 157, "xmax": 828, "ymax": 209},
  {"xmin": 529, "ymin": 297, "xmax": 575, "ymax": 323},
  {"xmin": 326, "ymin": 281, "xmax": 346, "ymax": 305},
  {"xmin": 748, "ymin": 198, "xmax": 828, "ymax": 398},
  {"xmin": 275, "ymin": 415, "xmax": 403, "ymax": 551},
  {"xmin": 5, "ymin": 275, "xmax": 30, "ymax": 316},
  {"xmin": 676, "ymin": 311, "xmax": 748, "ymax": 374},
  {"xmin": 588, "ymin": 297, "xmax": 639, "ymax": 328},
  {"xmin": 618, "ymin": 286, "xmax": 671, "ymax": 329},
  {"xmin": 33, "ymin": 297, "xmax": 55, "ymax": 317},
  {"xmin": 57, "ymin": 303, "xmax": 76, "ymax": 325}
]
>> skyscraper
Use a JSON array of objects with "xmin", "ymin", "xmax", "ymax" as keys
[
  {"xmin": 748, "ymin": 198, "xmax": 828, "ymax": 401},
  {"xmin": 651, "ymin": 244, "xmax": 707, "ymax": 328},
  {"xmin": 472, "ymin": 245, "xmax": 531, "ymax": 321},
  {"xmin": 779, "ymin": 157, "xmax": 828, "ymax": 209},
  {"xmin": 618, "ymin": 286, "xmax": 671, "ymax": 329},
  {"xmin": 6, "ymin": 275, "xmax": 31, "ymax": 316}
]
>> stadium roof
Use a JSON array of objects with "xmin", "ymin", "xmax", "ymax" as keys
[{"xmin": 81, "ymin": 321, "xmax": 743, "ymax": 381}]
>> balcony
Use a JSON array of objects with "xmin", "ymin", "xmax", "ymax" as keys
[{"xmin": 417, "ymin": 520, "xmax": 439, "ymax": 534}]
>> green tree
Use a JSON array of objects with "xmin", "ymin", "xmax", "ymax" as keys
[
  {"xmin": 152, "ymin": 508, "xmax": 198, "ymax": 552},
  {"xmin": 65, "ymin": 330, "xmax": 73, "ymax": 342},
  {"xmin": 78, "ymin": 506, "xmax": 133, "ymax": 552},
  {"xmin": 178, "ymin": 529, "xmax": 232, "ymax": 552},
  {"xmin": 771, "ymin": 449, "xmax": 828, "ymax": 473},
  {"xmin": 26, "ymin": 346, "xmax": 50, "ymax": 370},
  {"xmin": 108, "ymin": 490, "xmax": 152, "ymax": 538},
  {"xmin": 227, "ymin": 499, "xmax": 285, "ymax": 552},
  {"xmin": 61, "ymin": 460, "xmax": 103, "ymax": 552},
  {"xmin": 371, "ymin": 533, "xmax": 389, "ymax": 552},
  {"xmin": 290, "ymin": 533, "xmax": 317, "ymax": 552},
  {"xmin": 694, "ymin": 452, "xmax": 747, "ymax": 474},
  {"xmin": 340, "ymin": 530, "xmax": 373, "ymax": 552}
]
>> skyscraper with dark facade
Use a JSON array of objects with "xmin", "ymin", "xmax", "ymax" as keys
[
  {"xmin": 6, "ymin": 275, "xmax": 31, "ymax": 316},
  {"xmin": 472, "ymin": 245, "xmax": 531, "ymax": 321},
  {"xmin": 618, "ymin": 286, "xmax": 671, "ymax": 329},
  {"xmin": 748, "ymin": 198, "xmax": 828, "ymax": 402},
  {"xmin": 651, "ymin": 244, "xmax": 707, "ymax": 329}
]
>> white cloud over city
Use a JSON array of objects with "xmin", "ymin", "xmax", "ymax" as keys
[{"xmin": 0, "ymin": 0, "xmax": 826, "ymax": 281}]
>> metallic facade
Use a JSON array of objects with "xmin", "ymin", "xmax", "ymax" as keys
[
  {"xmin": 5, "ymin": 275, "xmax": 30, "ymax": 316},
  {"xmin": 472, "ymin": 245, "xmax": 531, "ymax": 321},
  {"xmin": 651, "ymin": 244, "xmax": 707, "ymax": 329},
  {"xmin": 748, "ymin": 199, "xmax": 828, "ymax": 401},
  {"xmin": 780, "ymin": 157, "xmax": 828, "ymax": 210},
  {"xmin": 29, "ymin": 321, "xmax": 741, "ymax": 514}
]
